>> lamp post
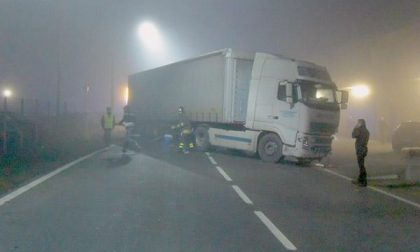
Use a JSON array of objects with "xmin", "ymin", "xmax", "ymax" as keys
[{"xmin": 3, "ymin": 89, "xmax": 12, "ymax": 112}]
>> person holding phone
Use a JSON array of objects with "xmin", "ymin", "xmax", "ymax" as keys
[{"xmin": 352, "ymin": 119, "xmax": 370, "ymax": 187}]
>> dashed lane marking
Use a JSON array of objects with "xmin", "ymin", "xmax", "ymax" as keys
[
  {"xmin": 255, "ymin": 211, "xmax": 297, "ymax": 250},
  {"xmin": 208, "ymin": 156, "xmax": 218, "ymax": 165},
  {"xmin": 209, "ymin": 153, "xmax": 297, "ymax": 250},
  {"xmin": 0, "ymin": 147, "xmax": 109, "ymax": 207},
  {"xmin": 216, "ymin": 166, "xmax": 233, "ymax": 182},
  {"xmin": 232, "ymin": 185, "xmax": 253, "ymax": 205}
]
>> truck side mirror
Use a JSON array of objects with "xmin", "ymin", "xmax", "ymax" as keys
[
  {"xmin": 336, "ymin": 90, "xmax": 349, "ymax": 110},
  {"xmin": 285, "ymin": 83, "xmax": 293, "ymax": 104}
]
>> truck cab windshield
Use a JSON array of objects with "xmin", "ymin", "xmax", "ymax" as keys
[{"xmin": 298, "ymin": 80, "xmax": 337, "ymax": 104}]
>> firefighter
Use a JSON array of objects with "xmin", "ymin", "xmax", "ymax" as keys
[
  {"xmin": 101, "ymin": 107, "xmax": 115, "ymax": 146},
  {"xmin": 352, "ymin": 119, "xmax": 370, "ymax": 187},
  {"xmin": 171, "ymin": 106, "xmax": 194, "ymax": 154}
]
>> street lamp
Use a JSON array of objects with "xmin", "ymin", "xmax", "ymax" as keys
[
  {"xmin": 137, "ymin": 21, "xmax": 164, "ymax": 53},
  {"xmin": 3, "ymin": 89, "xmax": 12, "ymax": 111}
]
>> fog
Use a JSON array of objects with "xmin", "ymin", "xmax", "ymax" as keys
[{"xmin": 0, "ymin": 0, "xmax": 419, "ymax": 136}]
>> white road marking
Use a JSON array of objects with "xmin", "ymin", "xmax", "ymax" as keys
[
  {"xmin": 232, "ymin": 185, "xmax": 253, "ymax": 205},
  {"xmin": 318, "ymin": 167, "xmax": 352, "ymax": 181},
  {"xmin": 205, "ymin": 152, "xmax": 210, "ymax": 156},
  {"xmin": 254, "ymin": 211, "xmax": 297, "ymax": 251},
  {"xmin": 368, "ymin": 186, "xmax": 420, "ymax": 209},
  {"xmin": 216, "ymin": 166, "xmax": 233, "ymax": 182},
  {"xmin": 0, "ymin": 147, "xmax": 108, "ymax": 207},
  {"xmin": 208, "ymin": 156, "xmax": 218, "ymax": 165},
  {"xmin": 319, "ymin": 168, "xmax": 420, "ymax": 209}
]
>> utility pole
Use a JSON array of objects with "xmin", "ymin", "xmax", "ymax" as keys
[
  {"xmin": 110, "ymin": 54, "xmax": 115, "ymax": 112},
  {"xmin": 84, "ymin": 83, "xmax": 90, "ymax": 139},
  {"xmin": 3, "ymin": 96, "xmax": 7, "ymax": 112},
  {"xmin": 55, "ymin": 0, "xmax": 63, "ymax": 117}
]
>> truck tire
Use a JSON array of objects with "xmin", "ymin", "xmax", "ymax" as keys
[
  {"xmin": 194, "ymin": 126, "xmax": 211, "ymax": 151},
  {"xmin": 258, "ymin": 133, "xmax": 283, "ymax": 163}
]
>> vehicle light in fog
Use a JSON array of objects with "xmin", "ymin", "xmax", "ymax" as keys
[
  {"xmin": 124, "ymin": 86, "xmax": 129, "ymax": 105},
  {"xmin": 350, "ymin": 84, "xmax": 370, "ymax": 98}
]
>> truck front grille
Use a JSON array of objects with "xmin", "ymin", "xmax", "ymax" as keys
[{"xmin": 310, "ymin": 122, "xmax": 337, "ymax": 134}]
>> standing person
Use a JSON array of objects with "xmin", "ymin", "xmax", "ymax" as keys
[
  {"xmin": 352, "ymin": 119, "xmax": 370, "ymax": 187},
  {"xmin": 101, "ymin": 107, "xmax": 115, "ymax": 146},
  {"xmin": 118, "ymin": 105, "xmax": 140, "ymax": 153},
  {"xmin": 171, "ymin": 106, "xmax": 194, "ymax": 154}
]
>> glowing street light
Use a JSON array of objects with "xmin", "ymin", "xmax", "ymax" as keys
[
  {"xmin": 3, "ymin": 89, "xmax": 12, "ymax": 98},
  {"xmin": 137, "ymin": 22, "xmax": 164, "ymax": 53},
  {"xmin": 2, "ymin": 89, "xmax": 12, "ymax": 111},
  {"xmin": 350, "ymin": 84, "xmax": 371, "ymax": 98}
]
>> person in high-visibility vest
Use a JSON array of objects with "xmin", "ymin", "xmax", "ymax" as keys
[
  {"xmin": 171, "ymin": 106, "xmax": 194, "ymax": 154},
  {"xmin": 101, "ymin": 107, "xmax": 115, "ymax": 146}
]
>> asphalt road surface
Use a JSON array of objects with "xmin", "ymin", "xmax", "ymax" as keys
[{"xmin": 0, "ymin": 144, "xmax": 419, "ymax": 251}]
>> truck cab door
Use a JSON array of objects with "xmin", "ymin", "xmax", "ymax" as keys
[
  {"xmin": 271, "ymin": 81, "xmax": 299, "ymax": 145},
  {"xmin": 252, "ymin": 78, "xmax": 299, "ymax": 146}
]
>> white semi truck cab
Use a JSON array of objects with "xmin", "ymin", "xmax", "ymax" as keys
[{"xmin": 203, "ymin": 52, "xmax": 348, "ymax": 163}]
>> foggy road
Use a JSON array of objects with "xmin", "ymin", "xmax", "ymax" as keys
[
  {"xmin": 2, "ymin": 0, "xmax": 420, "ymax": 250},
  {"xmin": 0, "ymin": 144, "xmax": 419, "ymax": 252}
]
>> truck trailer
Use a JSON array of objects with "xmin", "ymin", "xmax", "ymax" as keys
[{"xmin": 128, "ymin": 49, "xmax": 348, "ymax": 163}]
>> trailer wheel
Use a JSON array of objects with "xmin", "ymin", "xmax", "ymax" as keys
[
  {"xmin": 194, "ymin": 126, "xmax": 211, "ymax": 151},
  {"xmin": 258, "ymin": 133, "xmax": 283, "ymax": 163}
]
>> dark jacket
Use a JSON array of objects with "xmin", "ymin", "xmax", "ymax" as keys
[
  {"xmin": 173, "ymin": 113, "xmax": 192, "ymax": 133},
  {"xmin": 352, "ymin": 125, "xmax": 369, "ymax": 156},
  {"xmin": 118, "ymin": 112, "xmax": 136, "ymax": 125}
]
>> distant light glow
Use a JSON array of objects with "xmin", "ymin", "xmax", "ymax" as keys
[
  {"xmin": 350, "ymin": 84, "xmax": 370, "ymax": 98},
  {"xmin": 137, "ymin": 22, "xmax": 164, "ymax": 52},
  {"xmin": 3, "ymin": 89, "xmax": 12, "ymax": 98},
  {"xmin": 124, "ymin": 86, "xmax": 129, "ymax": 105}
]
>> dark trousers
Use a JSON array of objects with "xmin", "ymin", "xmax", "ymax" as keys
[
  {"xmin": 357, "ymin": 153, "xmax": 367, "ymax": 183},
  {"xmin": 123, "ymin": 127, "xmax": 140, "ymax": 152}
]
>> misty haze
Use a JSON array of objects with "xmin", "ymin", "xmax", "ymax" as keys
[{"xmin": 0, "ymin": 1, "xmax": 419, "ymax": 251}]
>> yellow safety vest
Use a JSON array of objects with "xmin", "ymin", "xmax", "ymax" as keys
[{"xmin": 104, "ymin": 113, "xmax": 114, "ymax": 129}]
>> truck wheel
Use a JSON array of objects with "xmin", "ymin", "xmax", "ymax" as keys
[
  {"xmin": 194, "ymin": 126, "xmax": 211, "ymax": 151},
  {"xmin": 258, "ymin": 133, "xmax": 283, "ymax": 163}
]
